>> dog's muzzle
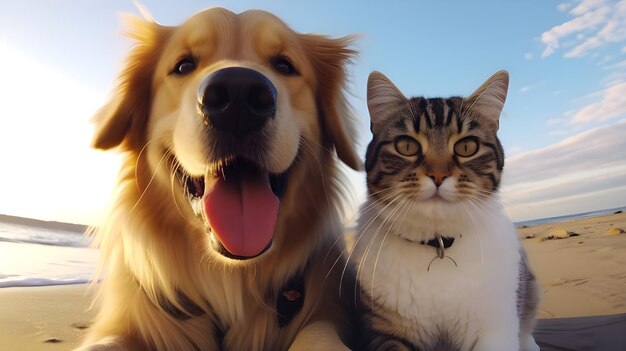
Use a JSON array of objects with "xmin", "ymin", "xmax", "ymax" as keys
[
  {"xmin": 179, "ymin": 67, "xmax": 287, "ymax": 261},
  {"xmin": 198, "ymin": 67, "xmax": 277, "ymax": 136}
]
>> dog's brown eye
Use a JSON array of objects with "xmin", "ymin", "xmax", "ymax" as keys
[
  {"xmin": 271, "ymin": 55, "xmax": 299, "ymax": 76},
  {"xmin": 394, "ymin": 136, "xmax": 421, "ymax": 156},
  {"xmin": 172, "ymin": 57, "xmax": 196, "ymax": 76}
]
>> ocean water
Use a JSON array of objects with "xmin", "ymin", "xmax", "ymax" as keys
[
  {"xmin": 0, "ymin": 222, "xmax": 98, "ymax": 288},
  {"xmin": 1, "ymin": 206, "xmax": 624, "ymax": 288},
  {"xmin": 514, "ymin": 206, "xmax": 626, "ymax": 227}
]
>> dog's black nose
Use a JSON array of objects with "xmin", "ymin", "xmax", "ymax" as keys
[{"xmin": 199, "ymin": 67, "xmax": 277, "ymax": 135}]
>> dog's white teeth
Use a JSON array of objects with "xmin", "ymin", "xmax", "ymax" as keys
[
  {"xmin": 190, "ymin": 177, "xmax": 205, "ymax": 198},
  {"xmin": 191, "ymin": 197, "xmax": 204, "ymax": 215}
]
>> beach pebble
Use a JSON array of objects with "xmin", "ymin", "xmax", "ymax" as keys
[
  {"xmin": 607, "ymin": 228, "xmax": 624, "ymax": 236},
  {"xmin": 548, "ymin": 229, "xmax": 570, "ymax": 239},
  {"xmin": 542, "ymin": 229, "xmax": 578, "ymax": 241},
  {"xmin": 71, "ymin": 321, "xmax": 90, "ymax": 330}
]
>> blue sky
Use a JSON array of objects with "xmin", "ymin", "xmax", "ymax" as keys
[{"xmin": 0, "ymin": 0, "xmax": 624, "ymax": 224}]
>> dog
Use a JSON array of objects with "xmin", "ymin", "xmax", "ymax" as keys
[{"xmin": 78, "ymin": 8, "xmax": 361, "ymax": 351}]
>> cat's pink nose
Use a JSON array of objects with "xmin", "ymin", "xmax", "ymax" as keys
[{"xmin": 428, "ymin": 172, "xmax": 450, "ymax": 187}]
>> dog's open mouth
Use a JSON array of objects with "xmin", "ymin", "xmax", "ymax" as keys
[{"xmin": 177, "ymin": 159, "xmax": 288, "ymax": 260}]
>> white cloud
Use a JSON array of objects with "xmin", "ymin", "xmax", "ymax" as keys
[
  {"xmin": 606, "ymin": 59, "xmax": 626, "ymax": 69},
  {"xmin": 565, "ymin": 36, "xmax": 602, "ymax": 57},
  {"xmin": 541, "ymin": 0, "xmax": 626, "ymax": 58},
  {"xmin": 558, "ymin": 2, "xmax": 573, "ymax": 12},
  {"xmin": 524, "ymin": 52, "xmax": 533, "ymax": 60},
  {"xmin": 597, "ymin": 55, "xmax": 614, "ymax": 66},
  {"xmin": 548, "ymin": 129, "xmax": 571, "ymax": 136},
  {"xmin": 546, "ymin": 118, "xmax": 567, "ymax": 126},
  {"xmin": 518, "ymin": 81, "xmax": 546, "ymax": 93},
  {"xmin": 569, "ymin": 82, "xmax": 626, "ymax": 124},
  {"xmin": 502, "ymin": 119, "xmax": 626, "ymax": 220},
  {"xmin": 541, "ymin": 5, "xmax": 610, "ymax": 57},
  {"xmin": 503, "ymin": 119, "xmax": 626, "ymax": 184},
  {"xmin": 606, "ymin": 73, "xmax": 626, "ymax": 85},
  {"xmin": 570, "ymin": 0, "xmax": 606, "ymax": 16},
  {"xmin": 507, "ymin": 146, "xmax": 525, "ymax": 157}
]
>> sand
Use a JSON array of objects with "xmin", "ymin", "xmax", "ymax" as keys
[
  {"xmin": 519, "ymin": 212, "xmax": 626, "ymax": 318},
  {"xmin": 0, "ymin": 284, "xmax": 94, "ymax": 350},
  {"xmin": 1, "ymin": 212, "xmax": 625, "ymax": 350}
]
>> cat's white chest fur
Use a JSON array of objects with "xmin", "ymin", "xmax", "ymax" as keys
[{"xmin": 353, "ymin": 196, "xmax": 523, "ymax": 350}]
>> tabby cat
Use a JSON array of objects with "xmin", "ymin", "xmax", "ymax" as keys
[{"xmin": 352, "ymin": 70, "xmax": 540, "ymax": 351}]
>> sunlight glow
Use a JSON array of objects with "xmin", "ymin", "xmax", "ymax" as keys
[{"xmin": 0, "ymin": 43, "xmax": 121, "ymax": 225}]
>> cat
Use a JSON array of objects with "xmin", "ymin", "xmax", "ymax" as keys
[{"xmin": 351, "ymin": 70, "xmax": 540, "ymax": 351}]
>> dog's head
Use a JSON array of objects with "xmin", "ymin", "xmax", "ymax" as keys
[{"xmin": 93, "ymin": 8, "xmax": 360, "ymax": 262}]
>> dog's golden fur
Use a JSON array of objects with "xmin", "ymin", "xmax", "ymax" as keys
[{"xmin": 79, "ymin": 8, "xmax": 360, "ymax": 351}]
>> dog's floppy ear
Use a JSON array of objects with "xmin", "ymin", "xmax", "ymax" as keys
[
  {"xmin": 300, "ymin": 34, "xmax": 362, "ymax": 171},
  {"xmin": 92, "ymin": 16, "xmax": 169, "ymax": 151}
]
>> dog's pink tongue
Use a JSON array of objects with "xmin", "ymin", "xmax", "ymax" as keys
[{"xmin": 204, "ymin": 173, "xmax": 279, "ymax": 257}]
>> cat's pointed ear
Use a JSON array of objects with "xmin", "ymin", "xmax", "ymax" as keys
[
  {"xmin": 367, "ymin": 71, "xmax": 406, "ymax": 126},
  {"xmin": 466, "ymin": 70, "xmax": 509, "ymax": 129}
]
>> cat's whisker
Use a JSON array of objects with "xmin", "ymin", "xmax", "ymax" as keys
[
  {"xmin": 493, "ymin": 189, "xmax": 515, "ymax": 202},
  {"xmin": 370, "ymin": 198, "xmax": 411, "ymax": 310},
  {"xmin": 358, "ymin": 189, "xmax": 406, "ymax": 216},
  {"xmin": 459, "ymin": 199, "xmax": 486, "ymax": 267},
  {"xmin": 465, "ymin": 193, "xmax": 492, "ymax": 209},
  {"xmin": 368, "ymin": 183, "xmax": 409, "ymax": 198},
  {"xmin": 354, "ymin": 196, "xmax": 408, "ymax": 307},
  {"xmin": 324, "ymin": 189, "xmax": 405, "ymax": 285},
  {"xmin": 338, "ymin": 193, "xmax": 404, "ymax": 298},
  {"xmin": 463, "ymin": 196, "xmax": 500, "ymax": 269}
]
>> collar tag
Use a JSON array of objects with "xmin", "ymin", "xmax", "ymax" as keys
[
  {"xmin": 436, "ymin": 235, "xmax": 445, "ymax": 259},
  {"xmin": 276, "ymin": 273, "xmax": 305, "ymax": 327},
  {"xmin": 426, "ymin": 234, "xmax": 458, "ymax": 271}
]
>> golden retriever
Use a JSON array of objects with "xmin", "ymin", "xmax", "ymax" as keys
[{"xmin": 78, "ymin": 7, "xmax": 361, "ymax": 351}]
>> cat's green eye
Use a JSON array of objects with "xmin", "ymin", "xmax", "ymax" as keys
[
  {"xmin": 454, "ymin": 137, "xmax": 479, "ymax": 157},
  {"xmin": 394, "ymin": 136, "xmax": 421, "ymax": 156}
]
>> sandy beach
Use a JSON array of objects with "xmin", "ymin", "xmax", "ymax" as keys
[
  {"xmin": 0, "ymin": 284, "xmax": 94, "ymax": 350},
  {"xmin": 519, "ymin": 211, "xmax": 626, "ymax": 319},
  {"xmin": 1, "ymin": 212, "xmax": 625, "ymax": 350}
]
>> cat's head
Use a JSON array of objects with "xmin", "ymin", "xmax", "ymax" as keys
[{"xmin": 365, "ymin": 70, "xmax": 508, "ymax": 207}]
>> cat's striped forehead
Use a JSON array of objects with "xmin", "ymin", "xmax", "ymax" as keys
[
  {"xmin": 406, "ymin": 97, "xmax": 465, "ymax": 131},
  {"xmin": 383, "ymin": 96, "xmax": 493, "ymax": 144}
]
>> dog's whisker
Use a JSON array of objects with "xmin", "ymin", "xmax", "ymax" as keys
[
  {"xmin": 133, "ymin": 137, "xmax": 165, "ymax": 193},
  {"xmin": 167, "ymin": 153, "xmax": 196, "ymax": 227},
  {"xmin": 130, "ymin": 152, "xmax": 169, "ymax": 214},
  {"xmin": 301, "ymin": 136, "xmax": 336, "ymax": 159},
  {"xmin": 299, "ymin": 138, "xmax": 349, "ymax": 269}
]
